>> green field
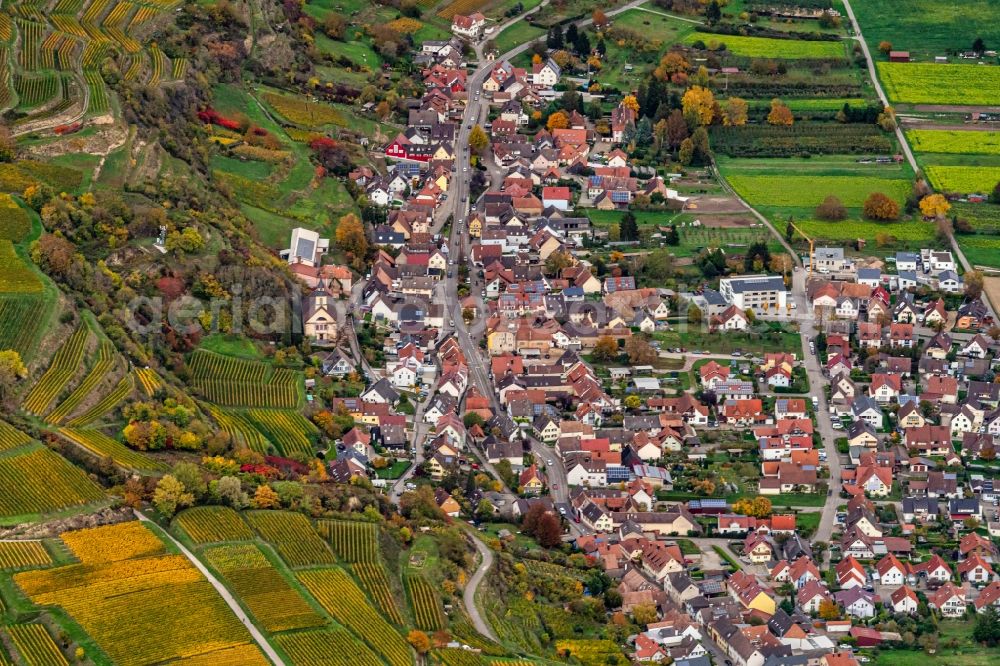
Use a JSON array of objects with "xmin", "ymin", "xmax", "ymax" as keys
[
  {"xmin": 853, "ymin": 0, "xmax": 1000, "ymax": 60},
  {"xmin": 209, "ymin": 154, "xmax": 275, "ymax": 180},
  {"xmin": 908, "ymin": 129, "xmax": 1000, "ymax": 155},
  {"xmin": 718, "ymin": 156, "xmax": 921, "ymax": 248},
  {"xmin": 685, "ymin": 32, "xmax": 846, "ymax": 59},
  {"xmin": 672, "ymin": 226, "xmax": 778, "ymax": 257},
  {"xmin": 199, "ymin": 334, "xmax": 263, "ymax": 359},
  {"xmin": 795, "ymin": 219, "xmax": 936, "ymax": 244},
  {"xmin": 926, "ymin": 165, "xmax": 1000, "ymax": 194},
  {"xmin": 726, "ymin": 173, "xmax": 910, "ymax": 208},
  {"xmin": 494, "ymin": 21, "xmax": 545, "ymax": 54},
  {"xmin": 613, "ymin": 8, "xmax": 696, "ymax": 41},
  {"xmin": 584, "ymin": 209, "xmax": 681, "ymax": 228},
  {"xmin": 314, "ymin": 33, "xmax": 382, "ymax": 69},
  {"xmin": 878, "ymin": 62, "xmax": 1000, "ymax": 106},
  {"xmin": 872, "ymin": 619, "xmax": 1000, "ymax": 666},
  {"xmin": 958, "ymin": 234, "xmax": 1000, "ymax": 269},
  {"xmin": 486, "ymin": 0, "xmax": 541, "ymax": 19},
  {"xmin": 652, "ymin": 326, "xmax": 801, "ymax": 355}
]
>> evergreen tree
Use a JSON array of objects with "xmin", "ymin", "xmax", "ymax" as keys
[
  {"xmin": 574, "ymin": 31, "xmax": 591, "ymax": 56},
  {"xmin": 634, "ymin": 117, "xmax": 653, "ymax": 145},
  {"xmin": 665, "ymin": 224, "xmax": 680, "ymax": 246},
  {"xmin": 705, "ymin": 0, "xmax": 722, "ymax": 24},
  {"xmin": 645, "ymin": 77, "xmax": 665, "ymax": 119},
  {"xmin": 547, "ymin": 24, "xmax": 564, "ymax": 49},
  {"xmin": 744, "ymin": 241, "xmax": 771, "ymax": 272},
  {"xmin": 596, "ymin": 38, "xmax": 606, "ymax": 56},
  {"xmin": 619, "ymin": 211, "xmax": 639, "ymax": 242},
  {"xmin": 566, "ymin": 23, "xmax": 578, "ymax": 49}
]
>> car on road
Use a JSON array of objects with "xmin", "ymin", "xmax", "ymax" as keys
[
  {"xmin": 463, "ymin": 166, "xmax": 468, "ymax": 172},
  {"xmin": 831, "ymin": 422, "xmax": 843, "ymax": 430},
  {"xmin": 547, "ymin": 460, "xmax": 554, "ymax": 466}
]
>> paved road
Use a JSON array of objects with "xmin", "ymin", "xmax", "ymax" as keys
[
  {"xmin": 133, "ymin": 510, "xmax": 286, "ymax": 666},
  {"xmin": 390, "ymin": 393, "xmax": 434, "ymax": 503},
  {"xmin": 789, "ymin": 269, "xmax": 842, "ymax": 560},
  {"xmin": 344, "ymin": 281, "xmax": 380, "ymax": 382},
  {"xmin": 462, "ymin": 527, "xmax": 500, "ymax": 643}
]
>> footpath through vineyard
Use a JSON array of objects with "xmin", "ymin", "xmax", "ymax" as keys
[{"xmin": 132, "ymin": 510, "xmax": 287, "ymax": 666}]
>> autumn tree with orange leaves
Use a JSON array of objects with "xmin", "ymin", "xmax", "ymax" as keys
[
  {"xmin": 682, "ymin": 86, "xmax": 716, "ymax": 125},
  {"xmin": 767, "ymin": 98, "xmax": 793, "ymax": 126}
]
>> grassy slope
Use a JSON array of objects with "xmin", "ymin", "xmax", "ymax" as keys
[{"xmin": 210, "ymin": 83, "xmax": 358, "ymax": 249}]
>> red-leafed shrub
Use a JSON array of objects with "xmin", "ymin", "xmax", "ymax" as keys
[
  {"xmin": 54, "ymin": 122, "xmax": 82, "ymax": 135},
  {"xmin": 265, "ymin": 455, "xmax": 309, "ymax": 474},
  {"xmin": 240, "ymin": 463, "xmax": 281, "ymax": 478},
  {"xmin": 309, "ymin": 136, "xmax": 338, "ymax": 151},
  {"xmin": 155, "ymin": 277, "xmax": 185, "ymax": 300},
  {"xmin": 197, "ymin": 108, "xmax": 242, "ymax": 131}
]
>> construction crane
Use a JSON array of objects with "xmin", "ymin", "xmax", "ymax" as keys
[{"xmin": 787, "ymin": 220, "xmax": 814, "ymax": 280}]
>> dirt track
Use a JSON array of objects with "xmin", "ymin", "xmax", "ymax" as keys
[
  {"xmin": 908, "ymin": 104, "xmax": 1000, "ymax": 113},
  {"xmin": 900, "ymin": 120, "xmax": 1000, "ymax": 131}
]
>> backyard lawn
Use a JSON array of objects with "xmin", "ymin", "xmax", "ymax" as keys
[{"xmin": 794, "ymin": 511, "xmax": 821, "ymax": 536}]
